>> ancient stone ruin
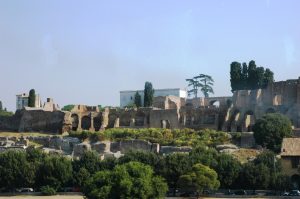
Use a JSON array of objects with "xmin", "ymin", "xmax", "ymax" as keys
[{"xmin": 1, "ymin": 78, "xmax": 300, "ymax": 134}]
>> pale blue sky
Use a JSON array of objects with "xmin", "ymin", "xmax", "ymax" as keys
[{"xmin": 0, "ymin": 0, "xmax": 299, "ymax": 111}]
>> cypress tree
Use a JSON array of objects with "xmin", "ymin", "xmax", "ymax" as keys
[
  {"xmin": 0, "ymin": 100, "xmax": 2, "ymax": 111},
  {"xmin": 144, "ymin": 82, "xmax": 154, "ymax": 107},
  {"xmin": 263, "ymin": 68, "xmax": 274, "ymax": 88},
  {"xmin": 28, "ymin": 89, "xmax": 36, "ymax": 107},
  {"xmin": 134, "ymin": 92, "xmax": 142, "ymax": 108},
  {"xmin": 247, "ymin": 60, "xmax": 257, "ymax": 89},
  {"xmin": 230, "ymin": 62, "xmax": 242, "ymax": 92},
  {"xmin": 241, "ymin": 62, "xmax": 248, "ymax": 90}
]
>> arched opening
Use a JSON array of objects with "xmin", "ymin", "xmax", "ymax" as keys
[
  {"xmin": 135, "ymin": 112, "xmax": 145, "ymax": 127},
  {"xmin": 244, "ymin": 110, "xmax": 255, "ymax": 132},
  {"xmin": 210, "ymin": 100, "xmax": 220, "ymax": 108},
  {"xmin": 71, "ymin": 114, "xmax": 79, "ymax": 131},
  {"xmin": 266, "ymin": 108, "xmax": 276, "ymax": 114},
  {"xmin": 94, "ymin": 116, "xmax": 102, "ymax": 131},
  {"xmin": 291, "ymin": 174, "xmax": 300, "ymax": 189},
  {"xmin": 120, "ymin": 112, "xmax": 131, "ymax": 127},
  {"xmin": 161, "ymin": 120, "xmax": 171, "ymax": 129},
  {"xmin": 81, "ymin": 116, "xmax": 91, "ymax": 130},
  {"xmin": 227, "ymin": 109, "xmax": 240, "ymax": 132}
]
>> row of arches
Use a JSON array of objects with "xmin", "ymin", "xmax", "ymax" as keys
[
  {"xmin": 227, "ymin": 107, "xmax": 278, "ymax": 132},
  {"xmin": 71, "ymin": 114, "xmax": 103, "ymax": 131}
]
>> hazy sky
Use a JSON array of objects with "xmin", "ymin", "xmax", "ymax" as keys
[{"xmin": 1, "ymin": 0, "xmax": 300, "ymax": 111}]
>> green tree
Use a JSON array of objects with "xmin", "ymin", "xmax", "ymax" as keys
[
  {"xmin": 255, "ymin": 66, "xmax": 265, "ymax": 89},
  {"xmin": 241, "ymin": 162, "xmax": 270, "ymax": 190},
  {"xmin": 134, "ymin": 91, "xmax": 142, "ymax": 107},
  {"xmin": 28, "ymin": 89, "xmax": 36, "ymax": 107},
  {"xmin": 144, "ymin": 82, "xmax": 154, "ymax": 107},
  {"xmin": 186, "ymin": 78, "xmax": 201, "ymax": 98},
  {"xmin": 263, "ymin": 68, "xmax": 274, "ymax": 88},
  {"xmin": 36, "ymin": 155, "xmax": 73, "ymax": 191},
  {"xmin": 178, "ymin": 163, "xmax": 220, "ymax": 196},
  {"xmin": 62, "ymin": 104, "xmax": 75, "ymax": 111},
  {"xmin": 241, "ymin": 62, "xmax": 248, "ymax": 89},
  {"xmin": 84, "ymin": 161, "xmax": 168, "ymax": 199},
  {"xmin": 194, "ymin": 74, "xmax": 214, "ymax": 97},
  {"xmin": 230, "ymin": 62, "xmax": 242, "ymax": 91},
  {"xmin": 159, "ymin": 153, "xmax": 190, "ymax": 196},
  {"xmin": 73, "ymin": 151, "xmax": 101, "ymax": 175},
  {"xmin": 247, "ymin": 60, "xmax": 257, "ymax": 89},
  {"xmin": 253, "ymin": 113, "xmax": 292, "ymax": 152},
  {"xmin": 0, "ymin": 150, "xmax": 36, "ymax": 190},
  {"xmin": 214, "ymin": 154, "xmax": 241, "ymax": 188},
  {"xmin": 118, "ymin": 151, "xmax": 162, "ymax": 174},
  {"xmin": 0, "ymin": 100, "xmax": 2, "ymax": 111}
]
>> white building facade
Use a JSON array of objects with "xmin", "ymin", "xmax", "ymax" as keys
[
  {"xmin": 16, "ymin": 93, "xmax": 41, "ymax": 110},
  {"xmin": 120, "ymin": 88, "xmax": 187, "ymax": 107}
]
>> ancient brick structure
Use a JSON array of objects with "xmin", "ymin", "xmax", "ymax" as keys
[{"xmin": 1, "ymin": 78, "xmax": 299, "ymax": 134}]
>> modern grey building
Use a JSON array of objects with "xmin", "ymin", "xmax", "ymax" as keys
[{"xmin": 120, "ymin": 88, "xmax": 187, "ymax": 107}]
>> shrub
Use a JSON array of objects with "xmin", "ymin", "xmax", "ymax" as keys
[{"xmin": 41, "ymin": 186, "xmax": 56, "ymax": 196}]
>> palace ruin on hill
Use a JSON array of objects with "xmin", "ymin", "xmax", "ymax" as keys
[{"xmin": 1, "ymin": 78, "xmax": 300, "ymax": 134}]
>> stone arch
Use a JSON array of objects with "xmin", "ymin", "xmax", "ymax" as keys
[
  {"xmin": 161, "ymin": 120, "xmax": 171, "ymax": 129},
  {"xmin": 93, "ymin": 116, "xmax": 102, "ymax": 131},
  {"xmin": 266, "ymin": 107, "xmax": 276, "ymax": 114},
  {"xmin": 71, "ymin": 114, "xmax": 79, "ymax": 131},
  {"xmin": 135, "ymin": 112, "xmax": 145, "ymax": 127},
  {"xmin": 227, "ymin": 109, "xmax": 241, "ymax": 132},
  {"xmin": 244, "ymin": 110, "xmax": 255, "ymax": 132},
  {"xmin": 81, "ymin": 116, "xmax": 91, "ymax": 130},
  {"xmin": 291, "ymin": 174, "xmax": 300, "ymax": 189},
  {"xmin": 209, "ymin": 100, "xmax": 220, "ymax": 108}
]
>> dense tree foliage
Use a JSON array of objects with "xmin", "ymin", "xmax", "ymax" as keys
[
  {"xmin": 186, "ymin": 74, "xmax": 214, "ymax": 98},
  {"xmin": 62, "ymin": 104, "xmax": 75, "ymax": 111},
  {"xmin": 36, "ymin": 155, "xmax": 73, "ymax": 191},
  {"xmin": 230, "ymin": 60, "xmax": 274, "ymax": 91},
  {"xmin": 178, "ymin": 163, "xmax": 220, "ymax": 195},
  {"xmin": 0, "ymin": 150, "xmax": 36, "ymax": 190},
  {"xmin": 28, "ymin": 89, "xmax": 36, "ymax": 107},
  {"xmin": 83, "ymin": 161, "xmax": 168, "ymax": 199},
  {"xmin": 253, "ymin": 113, "xmax": 292, "ymax": 152},
  {"xmin": 0, "ymin": 146, "xmax": 292, "ymax": 196},
  {"xmin": 0, "ymin": 100, "xmax": 2, "ymax": 111},
  {"xmin": 134, "ymin": 91, "xmax": 142, "ymax": 108},
  {"xmin": 144, "ymin": 81, "xmax": 154, "ymax": 107},
  {"xmin": 214, "ymin": 154, "xmax": 241, "ymax": 188}
]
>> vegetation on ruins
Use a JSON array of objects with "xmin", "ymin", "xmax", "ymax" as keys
[
  {"xmin": 134, "ymin": 91, "xmax": 142, "ymax": 107},
  {"xmin": 253, "ymin": 113, "xmax": 292, "ymax": 153},
  {"xmin": 83, "ymin": 161, "xmax": 168, "ymax": 199},
  {"xmin": 186, "ymin": 73, "xmax": 214, "ymax": 98},
  {"xmin": 230, "ymin": 60, "xmax": 274, "ymax": 91},
  {"xmin": 0, "ymin": 101, "xmax": 13, "ymax": 117},
  {"xmin": 28, "ymin": 89, "xmax": 36, "ymax": 107},
  {"xmin": 144, "ymin": 81, "xmax": 154, "ymax": 107},
  {"xmin": 69, "ymin": 128, "xmax": 230, "ymax": 147},
  {"xmin": 62, "ymin": 104, "xmax": 75, "ymax": 111}
]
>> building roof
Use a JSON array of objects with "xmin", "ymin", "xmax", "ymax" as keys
[{"xmin": 281, "ymin": 138, "xmax": 300, "ymax": 156}]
